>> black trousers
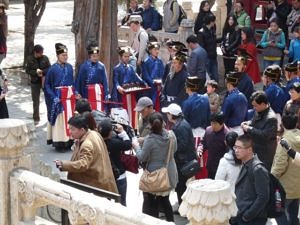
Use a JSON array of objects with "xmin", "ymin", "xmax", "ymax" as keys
[
  {"xmin": 31, "ymin": 82, "xmax": 42, "ymax": 121},
  {"xmin": 175, "ymin": 167, "xmax": 188, "ymax": 205},
  {"xmin": 142, "ymin": 192, "xmax": 174, "ymax": 222}
]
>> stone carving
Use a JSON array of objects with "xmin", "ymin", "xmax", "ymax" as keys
[{"xmin": 18, "ymin": 180, "xmax": 36, "ymax": 207}]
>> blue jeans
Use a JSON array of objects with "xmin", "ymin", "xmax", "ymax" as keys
[
  {"xmin": 276, "ymin": 199, "xmax": 300, "ymax": 225},
  {"xmin": 263, "ymin": 60, "xmax": 280, "ymax": 70},
  {"xmin": 206, "ymin": 58, "xmax": 219, "ymax": 82},
  {"xmin": 116, "ymin": 177, "xmax": 127, "ymax": 206}
]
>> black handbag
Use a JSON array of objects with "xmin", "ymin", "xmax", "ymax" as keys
[{"xmin": 180, "ymin": 159, "xmax": 201, "ymax": 178}]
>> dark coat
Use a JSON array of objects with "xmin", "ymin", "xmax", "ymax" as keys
[
  {"xmin": 26, "ymin": 55, "xmax": 51, "ymax": 84},
  {"xmin": 194, "ymin": 10, "xmax": 213, "ymax": 35},
  {"xmin": 219, "ymin": 26, "xmax": 241, "ymax": 57},
  {"xmin": 235, "ymin": 155, "xmax": 269, "ymax": 222},
  {"xmin": 247, "ymin": 107, "xmax": 278, "ymax": 171},
  {"xmin": 197, "ymin": 25, "xmax": 217, "ymax": 59}
]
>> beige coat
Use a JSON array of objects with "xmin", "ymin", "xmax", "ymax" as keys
[
  {"xmin": 62, "ymin": 130, "xmax": 118, "ymax": 194},
  {"xmin": 271, "ymin": 129, "xmax": 300, "ymax": 199}
]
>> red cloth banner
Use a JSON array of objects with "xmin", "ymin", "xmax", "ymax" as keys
[
  {"xmin": 60, "ymin": 86, "xmax": 75, "ymax": 136},
  {"xmin": 88, "ymin": 84, "xmax": 104, "ymax": 111}
]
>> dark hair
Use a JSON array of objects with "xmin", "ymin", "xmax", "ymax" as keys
[
  {"xmin": 33, "ymin": 44, "xmax": 44, "ymax": 53},
  {"xmin": 98, "ymin": 119, "xmax": 113, "ymax": 138},
  {"xmin": 203, "ymin": 13, "xmax": 216, "ymax": 25},
  {"xmin": 236, "ymin": 134, "xmax": 253, "ymax": 148},
  {"xmin": 68, "ymin": 115, "xmax": 88, "ymax": 130},
  {"xmin": 225, "ymin": 131, "xmax": 238, "ymax": 149},
  {"xmin": 282, "ymin": 113, "xmax": 298, "ymax": 130},
  {"xmin": 210, "ymin": 111, "xmax": 224, "ymax": 124},
  {"xmin": 186, "ymin": 35, "xmax": 199, "ymax": 44},
  {"xmin": 206, "ymin": 80, "xmax": 219, "ymax": 89},
  {"xmin": 241, "ymin": 27, "xmax": 256, "ymax": 44},
  {"xmin": 293, "ymin": 26, "xmax": 300, "ymax": 33},
  {"xmin": 199, "ymin": 0, "xmax": 210, "ymax": 12},
  {"xmin": 222, "ymin": 14, "xmax": 238, "ymax": 35},
  {"xmin": 250, "ymin": 91, "xmax": 269, "ymax": 105},
  {"xmin": 269, "ymin": 17, "xmax": 279, "ymax": 26},
  {"xmin": 235, "ymin": 1, "xmax": 244, "ymax": 7},
  {"xmin": 149, "ymin": 112, "xmax": 164, "ymax": 134},
  {"xmin": 291, "ymin": 82, "xmax": 300, "ymax": 93},
  {"xmin": 75, "ymin": 98, "xmax": 92, "ymax": 114},
  {"xmin": 82, "ymin": 111, "xmax": 97, "ymax": 130}
]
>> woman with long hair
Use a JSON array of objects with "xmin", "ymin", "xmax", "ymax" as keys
[
  {"xmin": 133, "ymin": 112, "xmax": 178, "ymax": 221},
  {"xmin": 219, "ymin": 14, "xmax": 241, "ymax": 75},
  {"xmin": 194, "ymin": 1, "xmax": 213, "ymax": 35},
  {"xmin": 238, "ymin": 27, "xmax": 261, "ymax": 84}
]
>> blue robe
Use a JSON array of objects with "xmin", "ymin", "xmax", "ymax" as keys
[
  {"xmin": 222, "ymin": 88, "xmax": 248, "ymax": 127},
  {"xmin": 75, "ymin": 59, "xmax": 109, "ymax": 99},
  {"xmin": 182, "ymin": 93, "xmax": 210, "ymax": 129},
  {"xmin": 111, "ymin": 63, "xmax": 146, "ymax": 102},
  {"xmin": 44, "ymin": 62, "xmax": 74, "ymax": 126},
  {"xmin": 265, "ymin": 83, "xmax": 289, "ymax": 114},
  {"xmin": 286, "ymin": 77, "xmax": 300, "ymax": 93},
  {"xmin": 142, "ymin": 56, "xmax": 164, "ymax": 104},
  {"xmin": 237, "ymin": 72, "xmax": 254, "ymax": 107}
]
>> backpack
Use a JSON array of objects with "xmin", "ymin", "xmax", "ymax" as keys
[
  {"xmin": 170, "ymin": 1, "xmax": 187, "ymax": 25},
  {"xmin": 252, "ymin": 162, "xmax": 286, "ymax": 218}
]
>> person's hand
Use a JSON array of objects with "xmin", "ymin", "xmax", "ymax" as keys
[
  {"xmin": 280, "ymin": 138, "xmax": 291, "ymax": 151},
  {"xmin": 53, "ymin": 160, "xmax": 63, "ymax": 170},
  {"xmin": 284, "ymin": 49, "xmax": 289, "ymax": 55},
  {"xmin": 137, "ymin": 137, "xmax": 144, "ymax": 145},
  {"xmin": 132, "ymin": 137, "xmax": 140, "ymax": 149},
  {"xmin": 36, "ymin": 69, "xmax": 43, "ymax": 77},
  {"xmin": 117, "ymin": 86, "xmax": 125, "ymax": 94},
  {"xmin": 114, "ymin": 123, "xmax": 124, "ymax": 133},
  {"xmin": 241, "ymin": 122, "xmax": 250, "ymax": 132}
]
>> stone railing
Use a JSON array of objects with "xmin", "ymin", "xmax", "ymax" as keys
[{"xmin": 10, "ymin": 169, "xmax": 174, "ymax": 225}]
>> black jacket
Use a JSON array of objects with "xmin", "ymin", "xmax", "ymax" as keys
[
  {"xmin": 235, "ymin": 155, "xmax": 269, "ymax": 222},
  {"xmin": 194, "ymin": 11, "xmax": 213, "ymax": 35},
  {"xmin": 26, "ymin": 55, "xmax": 50, "ymax": 84},
  {"xmin": 172, "ymin": 118, "xmax": 196, "ymax": 167},
  {"xmin": 197, "ymin": 25, "xmax": 217, "ymax": 59},
  {"xmin": 247, "ymin": 107, "xmax": 278, "ymax": 171},
  {"xmin": 219, "ymin": 26, "xmax": 241, "ymax": 57}
]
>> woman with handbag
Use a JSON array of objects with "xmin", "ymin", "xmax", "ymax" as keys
[{"xmin": 132, "ymin": 112, "xmax": 178, "ymax": 222}]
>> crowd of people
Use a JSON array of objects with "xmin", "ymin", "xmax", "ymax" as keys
[{"xmin": 0, "ymin": 0, "xmax": 300, "ymax": 224}]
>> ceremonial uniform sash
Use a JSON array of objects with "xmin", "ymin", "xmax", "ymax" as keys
[{"xmin": 88, "ymin": 83, "xmax": 104, "ymax": 111}]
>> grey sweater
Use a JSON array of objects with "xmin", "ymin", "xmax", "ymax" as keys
[
  {"xmin": 163, "ymin": 0, "xmax": 180, "ymax": 32},
  {"xmin": 135, "ymin": 129, "xmax": 178, "ymax": 189}
]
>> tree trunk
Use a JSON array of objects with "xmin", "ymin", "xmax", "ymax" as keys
[
  {"xmin": 72, "ymin": 0, "xmax": 118, "ymax": 90},
  {"xmin": 23, "ymin": 0, "xmax": 47, "ymax": 67}
]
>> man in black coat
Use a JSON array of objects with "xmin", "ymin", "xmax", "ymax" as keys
[{"xmin": 241, "ymin": 91, "xmax": 278, "ymax": 171}]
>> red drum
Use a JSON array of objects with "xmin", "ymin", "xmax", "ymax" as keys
[{"xmin": 87, "ymin": 84, "xmax": 104, "ymax": 111}]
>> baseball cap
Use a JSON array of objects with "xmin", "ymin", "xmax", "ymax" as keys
[
  {"xmin": 134, "ymin": 97, "xmax": 153, "ymax": 112},
  {"xmin": 161, "ymin": 103, "xmax": 182, "ymax": 116}
]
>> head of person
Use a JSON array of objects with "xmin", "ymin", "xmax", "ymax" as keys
[
  {"xmin": 241, "ymin": 27, "xmax": 255, "ymax": 44},
  {"xmin": 293, "ymin": 26, "xmax": 300, "ymax": 39},
  {"xmin": 206, "ymin": 80, "xmax": 218, "ymax": 94},
  {"xmin": 98, "ymin": 119, "xmax": 113, "ymax": 139},
  {"xmin": 75, "ymin": 98, "xmax": 92, "ymax": 114},
  {"xmin": 149, "ymin": 112, "xmax": 164, "ymax": 134},
  {"xmin": 186, "ymin": 34, "xmax": 199, "ymax": 50},
  {"xmin": 81, "ymin": 111, "xmax": 97, "ymax": 130},
  {"xmin": 204, "ymin": 13, "xmax": 216, "ymax": 28},
  {"xmin": 147, "ymin": 42, "xmax": 160, "ymax": 58},
  {"xmin": 129, "ymin": 15, "xmax": 142, "ymax": 32},
  {"xmin": 234, "ymin": 1, "xmax": 244, "ymax": 13},
  {"xmin": 172, "ymin": 51, "xmax": 186, "ymax": 72},
  {"xmin": 143, "ymin": 0, "xmax": 152, "ymax": 9},
  {"xmin": 162, "ymin": 103, "xmax": 183, "ymax": 122},
  {"xmin": 234, "ymin": 56, "xmax": 247, "ymax": 72},
  {"xmin": 55, "ymin": 43, "xmax": 68, "ymax": 64},
  {"xmin": 234, "ymin": 134, "xmax": 253, "ymax": 163},
  {"xmin": 291, "ymin": 0, "xmax": 300, "ymax": 10},
  {"xmin": 225, "ymin": 71, "xmax": 240, "ymax": 90},
  {"xmin": 0, "ymin": 3, "xmax": 6, "ymax": 13},
  {"xmin": 166, "ymin": 40, "xmax": 187, "ymax": 58},
  {"xmin": 225, "ymin": 131, "xmax": 238, "ymax": 149},
  {"xmin": 87, "ymin": 43, "xmax": 100, "ymax": 63},
  {"xmin": 284, "ymin": 61, "xmax": 299, "ymax": 79},
  {"xmin": 134, "ymin": 97, "xmax": 154, "ymax": 119},
  {"xmin": 282, "ymin": 113, "xmax": 298, "ymax": 130},
  {"xmin": 269, "ymin": 18, "xmax": 280, "ymax": 33},
  {"xmin": 262, "ymin": 65, "xmax": 282, "ymax": 86},
  {"xmin": 130, "ymin": 0, "xmax": 138, "ymax": 9},
  {"xmin": 118, "ymin": 46, "xmax": 133, "ymax": 64},
  {"xmin": 289, "ymin": 82, "xmax": 300, "ymax": 101},
  {"xmin": 199, "ymin": 0, "xmax": 210, "ymax": 12},
  {"xmin": 250, "ymin": 91, "xmax": 269, "ymax": 113},
  {"xmin": 210, "ymin": 111, "xmax": 225, "ymax": 132},
  {"xmin": 223, "ymin": 14, "xmax": 238, "ymax": 31},
  {"xmin": 185, "ymin": 76, "xmax": 202, "ymax": 94},
  {"xmin": 33, "ymin": 44, "xmax": 44, "ymax": 58},
  {"xmin": 68, "ymin": 115, "xmax": 89, "ymax": 139}
]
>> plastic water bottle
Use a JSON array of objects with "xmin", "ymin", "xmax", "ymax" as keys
[{"xmin": 275, "ymin": 189, "xmax": 282, "ymax": 213}]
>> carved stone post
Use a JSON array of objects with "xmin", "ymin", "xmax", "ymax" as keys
[
  {"xmin": 178, "ymin": 19, "xmax": 194, "ymax": 45},
  {"xmin": 0, "ymin": 119, "xmax": 32, "ymax": 225},
  {"xmin": 181, "ymin": 1, "xmax": 194, "ymax": 20}
]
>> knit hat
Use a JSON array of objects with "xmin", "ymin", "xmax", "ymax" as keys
[{"xmin": 134, "ymin": 97, "xmax": 153, "ymax": 111}]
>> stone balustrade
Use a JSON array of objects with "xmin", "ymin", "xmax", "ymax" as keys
[{"xmin": 10, "ymin": 169, "xmax": 175, "ymax": 225}]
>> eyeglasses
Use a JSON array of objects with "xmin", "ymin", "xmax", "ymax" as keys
[{"xmin": 233, "ymin": 145, "xmax": 251, "ymax": 150}]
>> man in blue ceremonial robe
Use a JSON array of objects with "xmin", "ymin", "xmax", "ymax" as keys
[
  {"xmin": 44, "ymin": 43, "xmax": 74, "ymax": 150},
  {"xmin": 75, "ymin": 44, "xmax": 109, "ymax": 100}
]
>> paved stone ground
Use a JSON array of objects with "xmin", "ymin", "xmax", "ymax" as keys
[{"xmin": 2, "ymin": 1, "xmax": 279, "ymax": 225}]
